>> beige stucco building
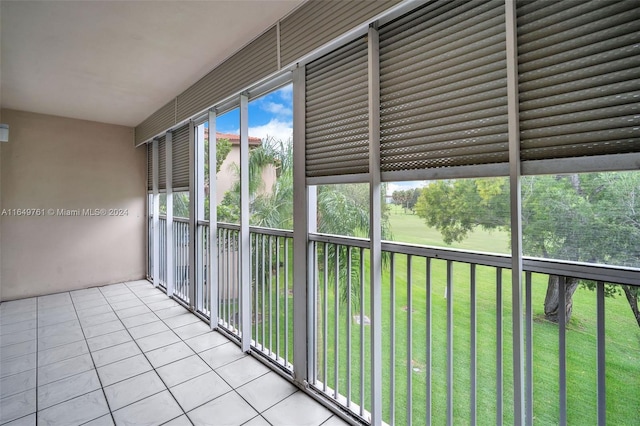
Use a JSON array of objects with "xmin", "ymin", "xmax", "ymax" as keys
[{"xmin": 210, "ymin": 129, "xmax": 277, "ymax": 204}]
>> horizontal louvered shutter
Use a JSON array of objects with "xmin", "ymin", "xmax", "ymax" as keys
[
  {"xmin": 176, "ymin": 27, "xmax": 278, "ymax": 122},
  {"xmin": 135, "ymin": 100, "xmax": 176, "ymax": 146},
  {"xmin": 379, "ymin": 0, "xmax": 509, "ymax": 173},
  {"xmin": 280, "ymin": 0, "xmax": 400, "ymax": 67},
  {"xmin": 147, "ymin": 144, "xmax": 152, "ymax": 191},
  {"xmin": 517, "ymin": 0, "xmax": 640, "ymax": 161},
  {"xmin": 305, "ymin": 36, "xmax": 369, "ymax": 178},
  {"xmin": 172, "ymin": 124, "xmax": 190, "ymax": 189},
  {"xmin": 158, "ymin": 136, "xmax": 167, "ymax": 191}
]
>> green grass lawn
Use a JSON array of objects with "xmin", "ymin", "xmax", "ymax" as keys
[
  {"xmin": 241, "ymin": 213, "xmax": 639, "ymax": 425},
  {"xmin": 386, "ymin": 204, "xmax": 510, "ymax": 253}
]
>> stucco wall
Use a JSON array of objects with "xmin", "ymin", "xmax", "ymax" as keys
[
  {"xmin": 216, "ymin": 145, "xmax": 277, "ymax": 204},
  {"xmin": 0, "ymin": 109, "xmax": 146, "ymax": 300}
]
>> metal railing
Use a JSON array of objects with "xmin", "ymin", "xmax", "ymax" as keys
[
  {"xmin": 158, "ymin": 217, "xmax": 167, "ymax": 287},
  {"xmin": 305, "ymin": 233, "xmax": 639, "ymax": 425},
  {"xmin": 148, "ymin": 220, "xmax": 639, "ymax": 425},
  {"xmin": 196, "ymin": 221, "xmax": 210, "ymax": 317},
  {"xmin": 173, "ymin": 217, "xmax": 189, "ymax": 303},
  {"xmin": 147, "ymin": 215, "xmax": 154, "ymax": 280},
  {"xmin": 217, "ymin": 223, "xmax": 241, "ymax": 337},
  {"xmin": 308, "ymin": 234, "xmax": 371, "ymax": 417},
  {"xmin": 250, "ymin": 226, "xmax": 294, "ymax": 371}
]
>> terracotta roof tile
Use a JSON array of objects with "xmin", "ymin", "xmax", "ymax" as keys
[{"xmin": 204, "ymin": 128, "xmax": 261, "ymax": 145}]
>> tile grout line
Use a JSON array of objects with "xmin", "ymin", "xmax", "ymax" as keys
[
  {"xmin": 101, "ymin": 282, "xmax": 192, "ymax": 425},
  {"xmin": 127, "ymin": 282, "xmax": 263, "ymax": 422},
  {"xmin": 67, "ymin": 289, "xmax": 118, "ymax": 426},
  {"xmin": 135, "ymin": 282, "xmax": 296, "ymax": 424},
  {"xmin": 0, "ymin": 315, "xmax": 36, "ymax": 425},
  {"xmin": 2, "ymin": 283, "xmax": 320, "ymax": 426},
  {"xmin": 117, "ymin": 283, "xmax": 193, "ymax": 425},
  {"xmin": 130, "ymin": 281, "xmax": 242, "ymax": 423},
  {"xmin": 11, "ymin": 295, "xmax": 107, "ymax": 424}
]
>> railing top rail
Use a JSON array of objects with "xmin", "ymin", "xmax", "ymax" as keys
[
  {"xmin": 218, "ymin": 222, "xmax": 241, "ymax": 231},
  {"xmin": 164, "ymin": 216, "xmax": 639, "ymax": 286},
  {"xmin": 382, "ymin": 240, "xmax": 511, "ymax": 269},
  {"xmin": 309, "ymin": 233, "xmax": 371, "ymax": 249},
  {"xmin": 523, "ymin": 257, "xmax": 640, "ymax": 287},
  {"xmin": 249, "ymin": 226, "xmax": 294, "ymax": 238},
  {"xmin": 173, "ymin": 217, "xmax": 189, "ymax": 223},
  {"xmin": 204, "ymin": 222, "xmax": 294, "ymax": 238}
]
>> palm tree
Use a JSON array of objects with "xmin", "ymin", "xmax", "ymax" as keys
[{"xmin": 218, "ymin": 136, "xmax": 391, "ymax": 308}]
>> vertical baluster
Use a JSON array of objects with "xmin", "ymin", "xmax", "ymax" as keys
[
  {"xmin": 269, "ymin": 235, "xmax": 273, "ymax": 356},
  {"xmin": 426, "ymin": 257, "xmax": 432, "ymax": 423},
  {"xmin": 182, "ymin": 223, "xmax": 185, "ymax": 298},
  {"xmin": 323, "ymin": 242, "xmax": 328, "ymax": 393},
  {"xmin": 390, "ymin": 253, "xmax": 396, "ymax": 425},
  {"xmin": 262, "ymin": 234, "xmax": 266, "ymax": 348},
  {"xmin": 202, "ymin": 226, "xmax": 206, "ymax": 312},
  {"xmin": 179, "ymin": 223, "xmax": 182, "ymax": 297},
  {"xmin": 446, "ymin": 260, "xmax": 453, "ymax": 426},
  {"xmin": 227, "ymin": 229, "xmax": 232, "ymax": 330},
  {"xmin": 235, "ymin": 230, "xmax": 239, "ymax": 334},
  {"xmin": 559, "ymin": 277, "xmax": 567, "ymax": 426},
  {"xmin": 312, "ymin": 241, "xmax": 318, "ymax": 385},
  {"xmin": 334, "ymin": 244, "xmax": 340, "ymax": 399},
  {"xmin": 525, "ymin": 272, "xmax": 533, "ymax": 425},
  {"xmin": 496, "ymin": 268, "xmax": 503, "ymax": 426},
  {"xmin": 596, "ymin": 281, "xmax": 606, "ymax": 426},
  {"xmin": 347, "ymin": 246, "xmax": 353, "ymax": 409},
  {"xmin": 174, "ymin": 224, "xmax": 177, "ymax": 295},
  {"xmin": 284, "ymin": 238, "xmax": 289, "ymax": 366},
  {"xmin": 254, "ymin": 234, "xmax": 258, "ymax": 344},
  {"xmin": 176, "ymin": 224, "xmax": 180, "ymax": 297},
  {"xmin": 359, "ymin": 246, "xmax": 365, "ymax": 416},
  {"xmin": 407, "ymin": 255, "xmax": 413, "ymax": 425},
  {"xmin": 228, "ymin": 229, "xmax": 232, "ymax": 330},
  {"xmin": 276, "ymin": 236, "xmax": 281, "ymax": 361},
  {"xmin": 219, "ymin": 228, "xmax": 224, "ymax": 327},
  {"xmin": 218, "ymin": 228, "xmax": 222, "ymax": 323},
  {"xmin": 470, "ymin": 264, "xmax": 477, "ymax": 426}
]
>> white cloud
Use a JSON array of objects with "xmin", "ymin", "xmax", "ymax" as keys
[
  {"xmin": 219, "ymin": 127, "xmax": 239, "ymax": 134},
  {"xmin": 249, "ymin": 118, "xmax": 293, "ymax": 143},
  {"xmin": 276, "ymin": 84, "xmax": 293, "ymax": 102},
  {"xmin": 262, "ymin": 101, "xmax": 292, "ymax": 117}
]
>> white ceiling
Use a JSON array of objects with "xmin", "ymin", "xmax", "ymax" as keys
[{"xmin": 0, "ymin": 0, "xmax": 303, "ymax": 127}]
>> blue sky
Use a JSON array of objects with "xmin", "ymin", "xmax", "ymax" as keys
[
  {"xmin": 215, "ymin": 84, "xmax": 293, "ymax": 142},
  {"xmin": 211, "ymin": 83, "xmax": 425, "ymax": 195}
]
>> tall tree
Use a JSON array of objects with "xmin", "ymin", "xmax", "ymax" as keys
[
  {"xmin": 414, "ymin": 173, "xmax": 640, "ymax": 326},
  {"xmin": 391, "ymin": 188, "xmax": 422, "ymax": 213}
]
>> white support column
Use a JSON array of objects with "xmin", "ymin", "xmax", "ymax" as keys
[
  {"xmin": 166, "ymin": 131, "xmax": 175, "ymax": 298},
  {"xmin": 189, "ymin": 121, "xmax": 197, "ymax": 309},
  {"xmin": 152, "ymin": 140, "xmax": 160, "ymax": 288},
  {"xmin": 505, "ymin": 1, "xmax": 525, "ymax": 424},
  {"xmin": 293, "ymin": 65, "xmax": 312, "ymax": 385},
  {"xmin": 368, "ymin": 24, "xmax": 383, "ymax": 426},
  {"xmin": 195, "ymin": 122, "xmax": 206, "ymax": 313},
  {"xmin": 239, "ymin": 94, "xmax": 251, "ymax": 352},
  {"xmin": 306, "ymin": 187, "xmax": 317, "ymax": 381},
  {"xmin": 197, "ymin": 124, "xmax": 205, "ymax": 221},
  {"xmin": 208, "ymin": 109, "xmax": 219, "ymax": 330}
]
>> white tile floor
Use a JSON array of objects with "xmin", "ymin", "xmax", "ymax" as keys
[{"xmin": 0, "ymin": 280, "xmax": 349, "ymax": 426}]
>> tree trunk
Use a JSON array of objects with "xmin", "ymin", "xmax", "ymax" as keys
[
  {"xmin": 544, "ymin": 275, "xmax": 580, "ymax": 325},
  {"xmin": 622, "ymin": 285, "xmax": 640, "ymax": 328}
]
